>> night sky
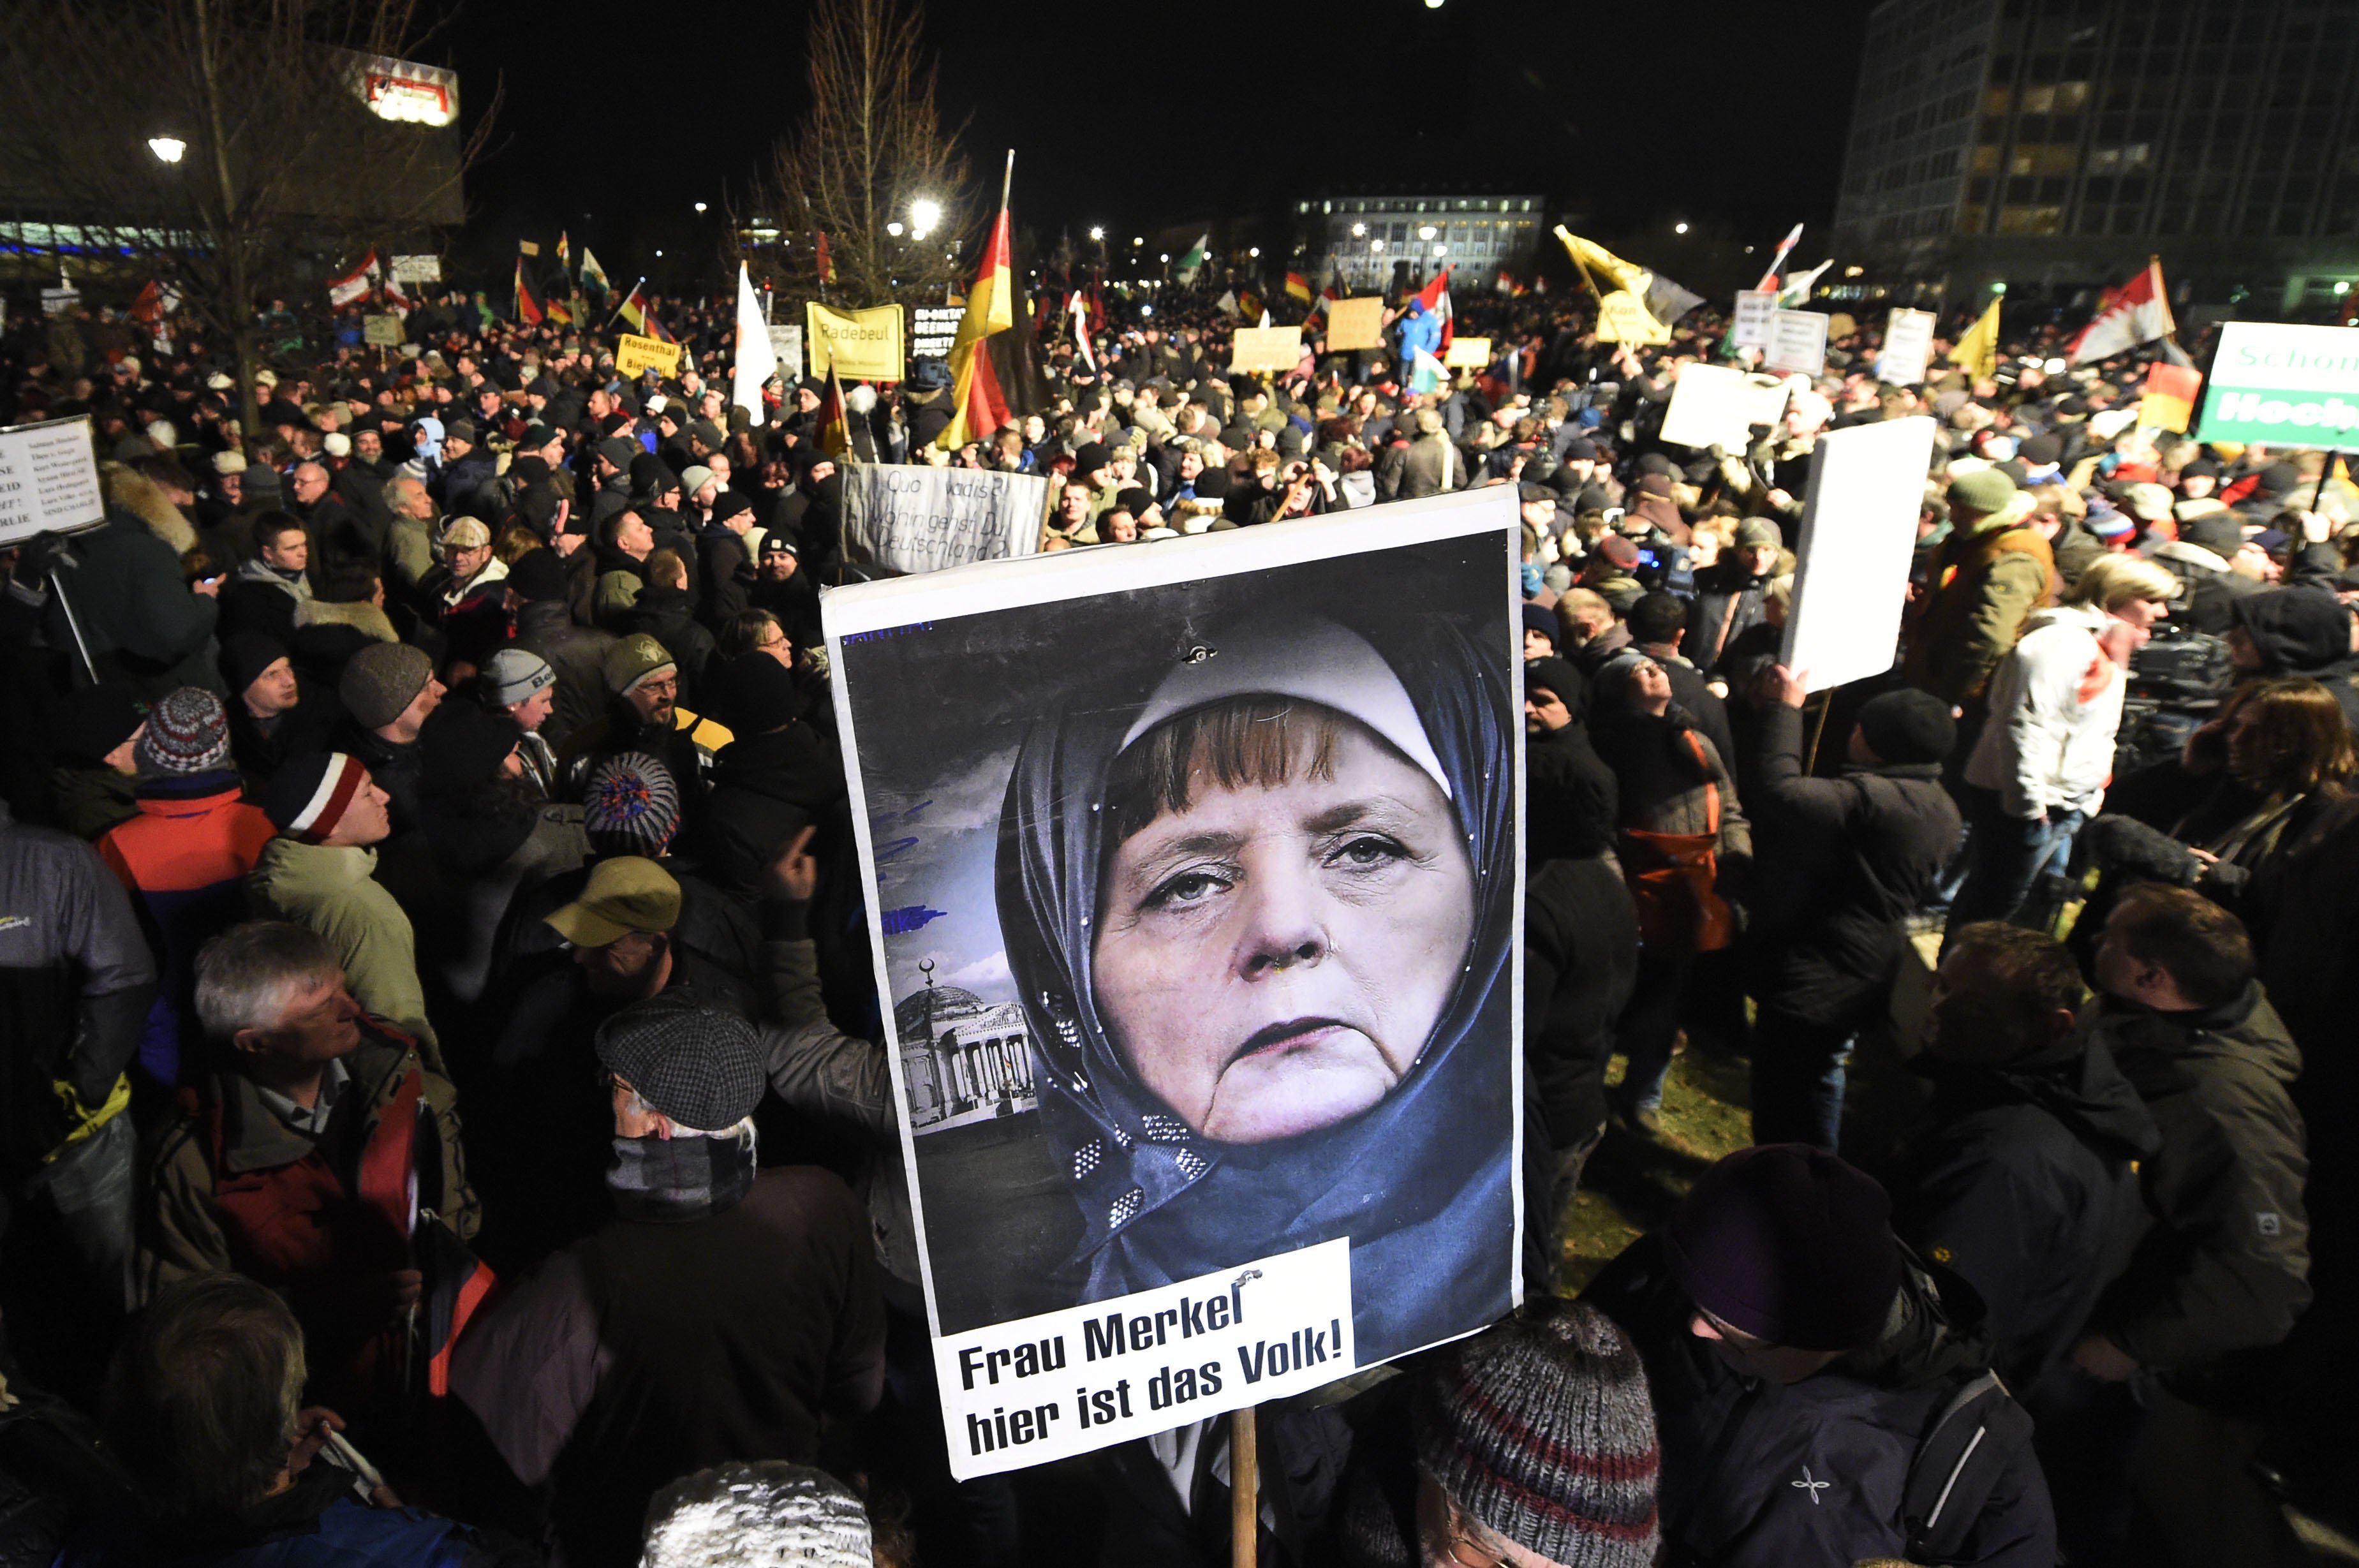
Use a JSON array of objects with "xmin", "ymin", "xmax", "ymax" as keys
[{"xmin": 443, "ymin": 0, "xmax": 1879, "ymax": 296}]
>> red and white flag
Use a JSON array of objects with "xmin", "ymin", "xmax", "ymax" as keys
[
  {"xmin": 327, "ymin": 251, "xmax": 380, "ymax": 307},
  {"xmin": 2069, "ymin": 259, "xmax": 2175, "ymax": 366},
  {"xmin": 1415, "ymin": 266, "xmax": 1454, "ymax": 354},
  {"xmin": 1755, "ymin": 223, "xmax": 1803, "ymax": 292}
]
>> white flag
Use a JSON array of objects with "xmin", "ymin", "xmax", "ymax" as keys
[{"xmin": 731, "ymin": 263, "xmax": 776, "ymax": 423}]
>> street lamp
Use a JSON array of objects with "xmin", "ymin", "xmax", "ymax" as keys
[
  {"xmin": 694, "ymin": 201, "xmax": 707, "ymax": 213},
  {"xmin": 1433, "ymin": 243, "xmax": 1448, "ymax": 256},
  {"xmin": 1370, "ymin": 239, "xmax": 1385, "ymax": 253},
  {"xmin": 1351, "ymin": 222, "xmax": 1366, "ymax": 237},
  {"xmin": 1160, "ymin": 253, "xmax": 1169, "ymax": 262},
  {"xmin": 910, "ymin": 198, "xmax": 942, "ymax": 240},
  {"xmin": 1248, "ymin": 246, "xmax": 1260, "ymax": 258},
  {"xmin": 1089, "ymin": 226, "xmax": 1104, "ymax": 242},
  {"xmin": 1418, "ymin": 225, "xmax": 1437, "ymax": 240},
  {"xmin": 886, "ymin": 221, "xmax": 905, "ymax": 237},
  {"xmin": 1132, "ymin": 237, "xmax": 1144, "ymax": 247},
  {"xmin": 147, "ymin": 136, "xmax": 186, "ymax": 163},
  {"xmin": 1674, "ymin": 221, "xmax": 1689, "ymax": 234}
]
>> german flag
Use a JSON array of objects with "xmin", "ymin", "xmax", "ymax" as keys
[
  {"xmin": 1285, "ymin": 271, "xmax": 1312, "ymax": 304},
  {"xmin": 820, "ymin": 366, "xmax": 852, "ymax": 458},
  {"xmin": 935, "ymin": 200, "xmax": 1019, "ymax": 450},
  {"xmin": 2138, "ymin": 362, "xmax": 2202, "ymax": 433},
  {"xmin": 545, "ymin": 297, "xmax": 575, "ymax": 327},
  {"xmin": 514, "ymin": 257, "xmax": 544, "ymax": 325}
]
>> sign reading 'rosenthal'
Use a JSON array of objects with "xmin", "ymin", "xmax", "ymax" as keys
[{"xmin": 2197, "ymin": 322, "xmax": 2359, "ymax": 449}]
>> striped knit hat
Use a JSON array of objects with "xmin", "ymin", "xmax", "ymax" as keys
[
  {"xmin": 1415, "ymin": 1299, "xmax": 1659, "ymax": 1568},
  {"xmin": 260, "ymin": 752, "xmax": 369, "ymax": 843},
  {"xmin": 136, "ymin": 687, "xmax": 231, "ymax": 776},
  {"xmin": 584, "ymin": 751, "xmax": 682, "ymax": 856}
]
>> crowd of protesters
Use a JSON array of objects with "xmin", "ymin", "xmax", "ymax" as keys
[{"xmin": 0, "ymin": 260, "xmax": 2353, "ymax": 1568}]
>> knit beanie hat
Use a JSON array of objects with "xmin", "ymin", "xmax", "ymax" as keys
[
  {"xmin": 584, "ymin": 751, "xmax": 683, "ymax": 855},
  {"xmin": 260, "ymin": 752, "xmax": 369, "ymax": 843},
  {"xmin": 1856, "ymin": 689, "xmax": 1956, "ymax": 766},
  {"xmin": 1668, "ymin": 1144, "xmax": 1904, "ymax": 1352},
  {"xmin": 1946, "ymin": 468, "xmax": 2017, "ymax": 515},
  {"xmin": 1416, "ymin": 1300, "xmax": 1660, "ymax": 1567},
  {"xmin": 482, "ymin": 647, "xmax": 558, "ymax": 709},
  {"xmin": 137, "ymin": 688, "xmax": 232, "ymax": 776},
  {"xmin": 595, "ymin": 989, "xmax": 765, "ymax": 1133},
  {"xmin": 340, "ymin": 642, "xmax": 435, "ymax": 731},
  {"xmin": 219, "ymin": 632, "xmax": 291, "ymax": 699},
  {"xmin": 604, "ymin": 633, "xmax": 677, "ymax": 695}
]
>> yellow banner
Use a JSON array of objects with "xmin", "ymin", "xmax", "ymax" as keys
[
  {"xmin": 616, "ymin": 333, "xmax": 683, "ymax": 379},
  {"xmin": 807, "ymin": 302, "xmax": 906, "ymax": 382},
  {"xmin": 1595, "ymin": 290, "xmax": 1671, "ymax": 345},
  {"xmin": 1444, "ymin": 336, "xmax": 1493, "ymax": 369},
  {"xmin": 1229, "ymin": 326, "xmax": 1304, "ymax": 374},
  {"xmin": 1323, "ymin": 296, "xmax": 1386, "ymax": 353}
]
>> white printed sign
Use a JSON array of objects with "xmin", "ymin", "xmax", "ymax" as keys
[
  {"xmin": 1765, "ymin": 309, "xmax": 1831, "ymax": 377},
  {"xmin": 1731, "ymin": 288, "xmax": 1778, "ymax": 349},
  {"xmin": 1877, "ymin": 308, "xmax": 1937, "ymax": 386},
  {"xmin": 841, "ymin": 464, "xmax": 1049, "ymax": 574},
  {"xmin": 0, "ymin": 417, "xmax": 105, "ymax": 546},
  {"xmin": 767, "ymin": 322, "xmax": 805, "ymax": 385},
  {"xmin": 1780, "ymin": 415, "xmax": 1938, "ymax": 693},
  {"xmin": 389, "ymin": 254, "xmax": 442, "ymax": 284},
  {"xmin": 911, "ymin": 306, "xmax": 965, "ymax": 362},
  {"xmin": 1659, "ymin": 363, "xmax": 1756, "ymax": 452}
]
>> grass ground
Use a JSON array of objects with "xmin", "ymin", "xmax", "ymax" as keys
[{"xmin": 1558, "ymin": 1045, "xmax": 1755, "ymax": 1294}]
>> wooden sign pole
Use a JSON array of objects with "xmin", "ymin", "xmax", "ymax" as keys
[{"xmin": 1231, "ymin": 1404, "xmax": 1259, "ymax": 1568}]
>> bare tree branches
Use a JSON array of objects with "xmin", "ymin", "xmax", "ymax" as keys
[{"xmin": 742, "ymin": 0, "xmax": 971, "ymax": 311}]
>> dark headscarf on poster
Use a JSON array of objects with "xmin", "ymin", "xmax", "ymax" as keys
[{"xmin": 995, "ymin": 616, "xmax": 1516, "ymax": 1363}]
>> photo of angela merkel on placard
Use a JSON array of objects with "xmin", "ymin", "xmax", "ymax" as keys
[{"xmin": 835, "ymin": 528, "xmax": 1517, "ymax": 1366}]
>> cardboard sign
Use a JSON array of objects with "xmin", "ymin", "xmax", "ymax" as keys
[
  {"xmin": 616, "ymin": 333, "xmax": 683, "ymax": 379},
  {"xmin": 1659, "ymin": 362, "xmax": 1757, "ymax": 452},
  {"xmin": 1229, "ymin": 325, "xmax": 1305, "ymax": 374},
  {"xmin": 362, "ymin": 314, "xmax": 405, "ymax": 346},
  {"xmin": 911, "ymin": 306, "xmax": 965, "ymax": 362},
  {"xmin": 808, "ymin": 302, "xmax": 906, "ymax": 382},
  {"xmin": 1324, "ymin": 297, "xmax": 1386, "ymax": 353},
  {"xmin": 769, "ymin": 322, "xmax": 806, "ymax": 385},
  {"xmin": 1877, "ymin": 308, "xmax": 1937, "ymax": 386},
  {"xmin": 824, "ymin": 487, "xmax": 1526, "ymax": 1479},
  {"xmin": 0, "ymin": 416, "xmax": 105, "ymax": 547},
  {"xmin": 1764, "ymin": 309, "xmax": 1830, "ymax": 377},
  {"xmin": 2196, "ymin": 322, "xmax": 2359, "ymax": 449},
  {"xmin": 1444, "ymin": 336, "xmax": 1493, "ymax": 370},
  {"xmin": 1780, "ymin": 415, "xmax": 1938, "ymax": 693},
  {"xmin": 1594, "ymin": 290, "xmax": 1669, "ymax": 345},
  {"xmin": 389, "ymin": 254, "xmax": 442, "ymax": 284},
  {"xmin": 1731, "ymin": 289, "xmax": 1777, "ymax": 349},
  {"xmin": 841, "ymin": 465, "xmax": 1049, "ymax": 575}
]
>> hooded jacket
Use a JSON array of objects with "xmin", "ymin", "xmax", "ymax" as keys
[
  {"xmin": 1904, "ymin": 512, "xmax": 2056, "ymax": 706},
  {"xmin": 1963, "ymin": 602, "xmax": 2128, "ymax": 820},
  {"xmin": 1893, "ymin": 1033, "xmax": 2161, "ymax": 1388},
  {"xmin": 1583, "ymin": 1236, "xmax": 2055, "ymax": 1568},
  {"xmin": 246, "ymin": 839, "xmax": 439, "ymax": 1065},
  {"xmin": 2088, "ymin": 984, "xmax": 2311, "ymax": 1370},
  {"xmin": 2232, "ymin": 588, "xmax": 2359, "ymax": 735}
]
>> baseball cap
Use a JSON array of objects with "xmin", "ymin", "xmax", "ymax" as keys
[{"xmin": 544, "ymin": 856, "xmax": 683, "ymax": 948}]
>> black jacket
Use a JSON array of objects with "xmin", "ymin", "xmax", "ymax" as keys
[
  {"xmin": 1585, "ymin": 1234, "xmax": 2055, "ymax": 1568},
  {"xmin": 1891, "ymin": 1034, "xmax": 2161, "ymax": 1388},
  {"xmin": 511, "ymin": 598, "xmax": 616, "ymax": 754},
  {"xmin": 1744, "ymin": 703, "xmax": 1960, "ymax": 1026}
]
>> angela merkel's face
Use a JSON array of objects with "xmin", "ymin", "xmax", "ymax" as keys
[{"xmin": 1091, "ymin": 720, "xmax": 1474, "ymax": 1145}]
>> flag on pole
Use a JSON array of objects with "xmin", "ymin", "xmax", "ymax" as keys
[
  {"xmin": 1174, "ymin": 233, "xmax": 1209, "ymax": 286},
  {"xmin": 1949, "ymin": 296, "xmax": 2002, "ymax": 380},
  {"xmin": 382, "ymin": 270, "xmax": 413, "ymax": 316},
  {"xmin": 556, "ymin": 232, "xmax": 570, "ymax": 274},
  {"xmin": 1238, "ymin": 287, "xmax": 1263, "ymax": 323},
  {"xmin": 1553, "ymin": 229, "xmax": 1676, "ymax": 341},
  {"xmin": 933, "ymin": 194, "xmax": 1019, "ymax": 451},
  {"xmin": 820, "ymin": 366, "xmax": 852, "ymax": 459},
  {"xmin": 544, "ymin": 297, "xmax": 573, "ymax": 326},
  {"xmin": 1413, "ymin": 265, "xmax": 1455, "ymax": 354},
  {"xmin": 327, "ymin": 251, "xmax": 380, "ymax": 308},
  {"xmin": 731, "ymin": 262, "xmax": 776, "ymax": 423},
  {"xmin": 130, "ymin": 280, "xmax": 165, "ymax": 325},
  {"xmin": 1067, "ymin": 290, "xmax": 1097, "ymax": 371},
  {"xmin": 579, "ymin": 248, "xmax": 612, "ymax": 297},
  {"xmin": 1285, "ymin": 271, "xmax": 1312, "ymax": 304},
  {"xmin": 815, "ymin": 232, "xmax": 836, "ymax": 286},
  {"xmin": 2138, "ymin": 362, "xmax": 2202, "ymax": 433},
  {"xmin": 1756, "ymin": 223, "xmax": 1804, "ymax": 291},
  {"xmin": 2068, "ymin": 259, "xmax": 2175, "ymax": 365},
  {"xmin": 514, "ymin": 257, "xmax": 544, "ymax": 325},
  {"xmin": 1777, "ymin": 259, "xmax": 1835, "ymax": 306}
]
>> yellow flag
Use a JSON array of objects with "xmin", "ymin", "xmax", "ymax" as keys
[
  {"xmin": 1555, "ymin": 228, "xmax": 1650, "ymax": 297},
  {"xmin": 1594, "ymin": 291, "xmax": 1672, "ymax": 346},
  {"xmin": 1556, "ymin": 227, "xmax": 1669, "ymax": 343},
  {"xmin": 1949, "ymin": 297, "xmax": 2001, "ymax": 381}
]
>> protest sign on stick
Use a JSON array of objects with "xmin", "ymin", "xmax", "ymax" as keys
[
  {"xmin": 362, "ymin": 314, "xmax": 405, "ymax": 348},
  {"xmin": 1229, "ymin": 326, "xmax": 1304, "ymax": 374},
  {"xmin": 768, "ymin": 323, "xmax": 806, "ymax": 385},
  {"xmin": 1765, "ymin": 309, "xmax": 1830, "ymax": 376},
  {"xmin": 0, "ymin": 415, "xmax": 104, "ymax": 547},
  {"xmin": 1324, "ymin": 297, "xmax": 1386, "ymax": 353},
  {"xmin": 808, "ymin": 302, "xmax": 906, "ymax": 381},
  {"xmin": 2195, "ymin": 322, "xmax": 2359, "ymax": 450},
  {"xmin": 1443, "ymin": 336, "xmax": 1493, "ymax": 370},
  {"xmin": 1659, "ymin": 363, "xmax": 1756, "ymax": 452},
  {"xmin": 1877, "ymin": 309, "xmax": 1937, "ymax": 385},
  {"xmin": 841, "ymin": 466, "xmax": 1049, "ymax": 575},
  {"xmin": 824, "ymin": 488, "xmax": 1526, "ymax": 1479},
  {"xmin": 616, "ymin": 333, "xmax": 683, "ymax": 379},
  {"xmin": 1731, "ymin": 289, "xmax": 1777, "ymax": 349},
  {"xmin": 1780, "ymin": 415, "xmax": 1937, "ymax": 695}
]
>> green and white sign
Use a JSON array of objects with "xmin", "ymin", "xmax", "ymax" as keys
[{"xmin": 2198, "ymin": 322, "xmax": 2359, "ymax": 448}]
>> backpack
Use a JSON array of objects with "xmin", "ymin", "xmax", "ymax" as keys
[{"xmin": 1901, "ymin": 1370, "xmax": 2036, "ymax": 1565}]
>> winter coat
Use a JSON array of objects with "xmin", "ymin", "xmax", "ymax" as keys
[
  {"xmin": 378, "ymin": 800, "xmax": 588, "ymax": 1012},
  {"xmin": 218, "ymin": 559, "xmax": 313, "ymax": 646},
  {"xmin": 1584, "ymin": 1234, "xmax": 2055, "ymax": 1568},
  {"xmin": 1744, "ymin": 703, "xmax": 1960, "ymax": 1028},
  {"xmin": 1964, "ymin": 602, "xmax": 2127, "ymax": 820},
  {"xmin": 2087, "ymin": 985, "xmax": 2311, "ymax": 1370},
  {"xmin": 695, "ymin": 524, "xmax": 755, "ymax": 630},
  {"xmin": 1685, "ymin": 561, "xmax": 1775, "ymax": 677},
  {"xmin": 450, "ymin": 1167, "xmax": 885, "ymax": 1568},
  {"xmin": 1397, "ymin": 432, "xmax": 1465, "ymax": 499},
  {"xmin": 286, "ymin": 598, "xmax": 399, "ymax": 701},
  {"xmin": 246, "ymin": 839, "xmax": 439, "ymax": 1065},
  {"xmin": 96, "ymin": 779, "xmax": 274, "ymax": 1087},
  {"xmin": 2151, "ymin": 540, "xmax": 2259, "ymax": 635},
  {"xmin": 1524, "ymin": 855, "xmax": 1638, "ymax": 1149},
  {"xmin": 510, "ymin": 599, "xmax": 615, "ymax": 754},
  {"xmin": 2231, "ymin": 587, "xmax": 2359, "ymax": 736},
  {"xmin": 1892, "ymin": 1035, "xmax": 2160, "ymax": 1389},
  {"xmin": 1904, "ymin": 517, "xmax": 2055, "ymax": 706},
  {"xmin": 61, "ymin": 1465, "xmax": 512, "ymax": 1568},
  {"xmin": 64, "ymin": 504, "xmax": 219, "ymax": 700}
]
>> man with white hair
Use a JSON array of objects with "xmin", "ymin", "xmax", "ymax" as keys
[{"xmin": 640, "ymin": 1463, "xmax": 876, "ymax": 1568}]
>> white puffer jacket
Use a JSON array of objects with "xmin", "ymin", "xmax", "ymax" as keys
[{"xmin": 1964, "ymin": 602, "xmax": 2127, "ymax": 819}]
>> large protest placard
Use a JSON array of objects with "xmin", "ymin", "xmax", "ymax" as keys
[
  {"xmin": 1780, "ymin": 415, "xmax": 1938, "ymax": 694},
  {"xmin": 911, "ymin": 306, "xmax": 964, "ymax": 363},
  {"xmin": 2196, "ymin": 322, "xmax": 2359, "ymax": 449},
  {"xmin": 363, "ymin": 314, "xmax": 406, "ymax": 347},
  {"xmin": 1660, "ymin": 363, "xmax": 1756, "ymax": 451},
  {"xmin": 1324, "ymin": 297, "xmax": 1386, "ymax": 353},
  {"xmin": 768, "ymin": 323, "xmax": 806, "ymax": 385},
  {"xmin": 1877, "ymin": 308, "xmax": 1937, "ymax": 385},
  {"xmin": 1765, "ymin": 309, "xmax": 1830, "ymax": 376},
  {"xmin": 1229, "ymin": 326, "xmax": 1305, "ymax": 374},
  {"xmin": 808, "ymin": 302, "xmax": 906, "ymax": 381},
  {"xmin": 841, "ymin": 466, "xmax": 1049, "ymax": 575},
  {"xmin": 389, "ymin": 254, "xmax": 442, "ymax": 284},
  {"xmin": 1731, "ymin": 289, "xmax": 1777, "ymax": 349},
  {"xmin": 1444, "ymin": 336, "xmax": 1493, "ymax": 371},
  {"xmin": 0, "ymin": 417, "xmax": 104, "ymax": 547},
  {"xmin": 825, "ymin": 488, "xmax": 1525, "ymax": 1479},
  {"xmin": 616, "ymin": 333, "xmax": 682, "ymax": 379}
]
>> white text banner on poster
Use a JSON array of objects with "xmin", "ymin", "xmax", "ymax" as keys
[
  {"xmin": 1731, "ymin": 289, "xmax": 1777, "ymax": 349},
  {"xmin": 1659, "ymin": 363, "xmax": 1756, "ymax": 451},
  {"xmin": 0, "ymin": 417, "xmax": 104, "ymax": 546},
  {"xmin": 1765, "ymin": 309, "xmax": 1830, "ymax": 376},
  {"xmin": 1878, "ymin": 308, "xmax": 1937, "ymax": 385},
  {"xmin": 933, "ymin": 1240, "xmax": 1352, "ymax": 1480},
  {"xmin": 841, "ymin": 464, "xmax": 1047, "ymax": 574},
  {"xmin": 768, "ymin": 323, "xmax": 805, "ymax": 385},
  {"xmin": 1780, "ymin": 415, "xmax": 1937, "ymax": 694}
]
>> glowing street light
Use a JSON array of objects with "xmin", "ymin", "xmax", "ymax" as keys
[
  {"xmin": 1370, "ymin": 239, "xmax": 1385, "ymax": 253},
  {"xmin": 693, "ymin": 201, "xmax": 707, "ymax": 213},
  {"xmin": 1248, "ymin": 246, "xmax": 1260, "ymax": 258},
  {"xmin": 1673, "ymin": 221, "xmax": 1689, "ymax": 234},
  {"xmin": 910, "ymin": 198, "xmax": 942, "ymax": 240},
  {"xmin": 1132, "ymin": 237, "xmax": 1144, "ymax": 247},
  {"xmin": 1351, "ymin": 222, "xmax": 1367, "ymax": 237},
  {"xmin": 1088, "ymin": 226, "xmax": 1104, "ymax": 241},
  {"xmin": 1433, "ymin": 243, "xmax": 1448, "ymax": 256},
  {"xmin": 147, "ymin": 136, "xmax": 186, "ymax": 163},
  {"xmin": 886, "ymin": 221, "xmax": 905, "ymax": 237},
  {"xmin": 1417, "ymin": 225, "xmax": 1437, "ymax": 240},
  {"xmin": 1160, "ymin": 253, "xmax": 1170, "ymax": 262}
]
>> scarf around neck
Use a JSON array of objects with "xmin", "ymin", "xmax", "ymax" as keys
[{"xmin": 606, "ymin": 1124, "xmax": 757, "ymax": 1223}]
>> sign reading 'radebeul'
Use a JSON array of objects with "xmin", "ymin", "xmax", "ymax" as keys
[{"xmin": 2197, "ymin": 322, "xmax": 2359, "ymax": 448}]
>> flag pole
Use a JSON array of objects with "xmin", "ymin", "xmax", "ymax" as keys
[{"xmin": 603, "ymin": 277, "xmax": 646, "ymax": 335}]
